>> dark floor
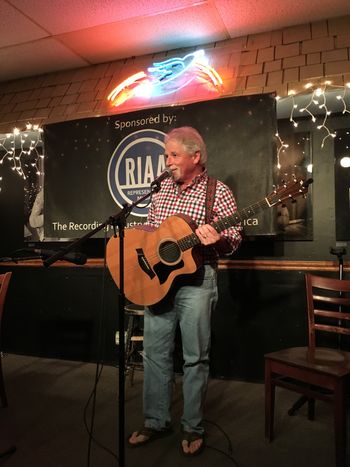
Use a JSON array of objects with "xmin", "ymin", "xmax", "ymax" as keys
[{"xmin": 0, "ymin": 353, "xmax": 347, "ymax": 467}]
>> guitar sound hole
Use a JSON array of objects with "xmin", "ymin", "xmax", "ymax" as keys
[{"xmin": 158, "ymin": 240, "xmax": 181, "ymax": 264}]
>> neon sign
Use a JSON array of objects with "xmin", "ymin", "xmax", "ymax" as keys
[{"xmin": 107, "ymin": 50, "xmax": 223, "ymax": 107}]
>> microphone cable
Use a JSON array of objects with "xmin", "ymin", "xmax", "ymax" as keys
[
  {"xmin": 203, "ymin": 418, "xmax": 240, "ymax": 467},
  {"xmin": 83, "ymin": 365, "xmax": 118, "ymax": 463},
  {"xmin": 83, "ymin": 229, "xmax": 119, "ymax": 466}
]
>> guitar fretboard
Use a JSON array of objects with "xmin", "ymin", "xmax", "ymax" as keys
[{"xmin": 177, "ymin": 198, "xmax": 270, "ymax": 252}]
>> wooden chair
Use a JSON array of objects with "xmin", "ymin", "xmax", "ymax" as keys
[
  {"xmin": 265, "ymin": 273, "xmax": 350, "ymax": 467},
  {"xmin": 0, "ymin": 272, "xmax": 12, "ymax": 408}
]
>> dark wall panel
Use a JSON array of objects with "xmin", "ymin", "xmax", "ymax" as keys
[
  {"xmin": 0, "ymin": 166, "xmax": 24, "ymax": 258},
  {"xmin": 1, "ymin": 265, "xmax": 344, "ymax": 381},
  {"xmin": 1, "ymin": 265, "xmax": 119, "ymax": 364}
]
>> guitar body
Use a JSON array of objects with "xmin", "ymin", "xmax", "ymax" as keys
[{"xmin": 106, "ymin": 214, "xmax": 201, "ymax": 306}]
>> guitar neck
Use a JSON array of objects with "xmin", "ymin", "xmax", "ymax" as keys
[
  {"xmin": 177, "ymin": 178, "xmax": 312, "ymax": 252},
  {"xmin": 213, "ymin": 197, "xmax": 270, "ymax": 234},
  {"xmin": 178, "ymin": 197, "xmax": 270, "ymax": 252}
]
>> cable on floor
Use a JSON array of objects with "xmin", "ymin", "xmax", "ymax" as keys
[
  {"xmin": 204, "ymin": 419, "xmax": 240, "ymax": 467},
  {"xmin": 83, "ymin": 231, "xmax": 119, "ymax": 466}
]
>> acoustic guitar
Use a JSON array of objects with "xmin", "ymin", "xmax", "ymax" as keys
[{"xmin": 106, "ymin": 178, "xmax": 312, "ymax": 306}]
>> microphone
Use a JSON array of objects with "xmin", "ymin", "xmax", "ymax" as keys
[
  {"xmin": 150, "ymin": 168, "xmax": 172, "ymax": 187},
  {"xmin": 32, "ymin": 248, "xmax": 87, "ymax": 265}
]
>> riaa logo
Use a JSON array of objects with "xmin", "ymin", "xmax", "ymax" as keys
[{"xmin": 107, "ymin": 129, "xmax": 166, "ymax": 217}]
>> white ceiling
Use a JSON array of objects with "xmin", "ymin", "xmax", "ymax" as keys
[{"xmin": 1, "ymin": 0, "xmax": 350, "ymax": 83}]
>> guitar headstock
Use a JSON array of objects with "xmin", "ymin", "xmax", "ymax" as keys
[{"xmin": 266, "ymin": 178, "xmax": 313, "ymax": 207}]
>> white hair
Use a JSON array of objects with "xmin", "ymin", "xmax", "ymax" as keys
[{"xmin": 165, "ymin": 126, "xmax": 207, "ymax": 166}]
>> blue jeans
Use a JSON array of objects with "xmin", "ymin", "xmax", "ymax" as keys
[{"xmin": 143, "ymin": 265, "xmax": 218, "ymax": 434}]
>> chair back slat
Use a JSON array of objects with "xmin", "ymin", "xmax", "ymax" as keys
[
  {"xmin": 308, "ymin": 274, "xmax": 350, "ymax": 291},
  {"xmin": 314, "ymin": 324, "xmax": 350, "ymax": 335},
  {"xmin": 313, "ymin": 294, "xmax": 350, "ymax": 306},
  {"xmin": 314, "ymin": 309, "xmax": 350, "ymax": 320}
]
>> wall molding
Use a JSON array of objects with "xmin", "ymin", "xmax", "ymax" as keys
[{"xmin": 1, "ymin": 258, "xmax": 347, "ymax": 271}]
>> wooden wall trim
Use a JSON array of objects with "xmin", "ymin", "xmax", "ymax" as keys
[
  {"xmin": 218, "ymin": 259, "xmax": 347, "ymax": 271},
  {"xmin": 0, "ymin": 258, "xmax": 348, "ymax": 271}
]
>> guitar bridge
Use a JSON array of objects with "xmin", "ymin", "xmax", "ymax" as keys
[{"xmin": 136, "ymin": 248, "xmax": 155, "ymax": 279}]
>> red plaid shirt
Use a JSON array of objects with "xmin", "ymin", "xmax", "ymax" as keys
[{"xmin": 145, "ymin": 170, "xmax": 242, "ymax": 266}]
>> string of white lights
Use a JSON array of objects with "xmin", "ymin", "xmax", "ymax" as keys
[
  {"xmin": 285, "ymin": 91, "xmax": 299, "ymax": 127},
  {"xmin": 275, "ymin": 132, "xmax": 289, "ymax": 169},
  {"xmin": 0, "ymin": 123, "xmax": 44, "ymax": 192},
  {"xmin": 316, "ymin": 89, "xmax": 337, "ymax": 148},
  {"xmin": 336, "ymin": 84, "xmax": 350, "ymax": 115},
  {"xmin": 277, "ymin": 81, "xmax": 350, "ymax": 152},
  {"xmin": 299, "ymin": 88, "xmax": 318, "ymax": 123}
]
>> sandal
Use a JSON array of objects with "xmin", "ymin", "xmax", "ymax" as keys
[
  {"xmin": 181, "ymin": 431, "xmax": 205, "ymax": 457},
  {"xmin": 128, "ymin": 426, "xmax": 172, "ymax": 447}
]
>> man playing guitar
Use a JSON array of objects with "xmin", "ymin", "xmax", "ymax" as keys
[{"xmin": 128, "ymin": 126, "xmax": 242, "ymax": 456}]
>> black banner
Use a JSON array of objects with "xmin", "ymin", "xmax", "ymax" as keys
[{"xmin": 43, "ymin": 94, "xmax": 277, "ymax": 239}]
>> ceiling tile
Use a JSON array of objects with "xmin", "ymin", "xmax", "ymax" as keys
[
  {"xmin": 8, "ymin": 0, "xmax": 209, "ymax": 34},
  {"xmin": 56, "ymin": 3, "xmax": 227, "ymax": 63},
  {"xmin": 0, "ymin": 38, "xmax": 89, "ymax": 82},
  {"xmin": 215, "ymin": 0, "xmax": 350, "ymax": 37},
  {"xmin": 0, "ymin": 0, "xmax": 48, "ymax": 47},
  {"xmin": 1, "ymin": 0, "xmax": 350, "ymax": 83}
]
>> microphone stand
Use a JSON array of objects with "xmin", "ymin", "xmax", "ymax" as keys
[{"xmin": 43, "ymin": 180, "xmax": 162, "ymax": 467}]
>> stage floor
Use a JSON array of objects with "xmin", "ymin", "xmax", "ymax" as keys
[{"xmin": 0, "ymin": 353, "xmax": 342, "ymax": 467}]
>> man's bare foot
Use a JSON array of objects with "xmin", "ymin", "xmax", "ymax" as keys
[
  {"xmin": 181, "ymin": 432, "xmax": 205, "ymax": 456},
  {"xmin": 128, "ymin": 426, "xmax": 172, "ymax": 447},
  {"xmin": 128, "ymin": 431, "xmax": 150, "ymax": 446}
]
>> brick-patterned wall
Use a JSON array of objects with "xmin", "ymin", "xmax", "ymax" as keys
[{"xmin": 0, "ymin": 15, "xmax": 349, "ymax": 133}]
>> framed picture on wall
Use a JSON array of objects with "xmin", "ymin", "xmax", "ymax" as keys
[
  {"xmin": 335, "ymin": 129, "xmax": 350, "ymax": 241},
  {"xmin": 274, "ymin": 119, "xmax": 313, "ymax": 240},
  {"xmin": 0, "ymin": 128, "xmax": 44, "ymax": 243}
]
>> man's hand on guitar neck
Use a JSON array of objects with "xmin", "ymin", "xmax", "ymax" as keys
[
  {"xmin": 196, "ymin": 216, "xmax": 233, "ymax": 254},
  {"xmin": 195, "ymin": 222, "xmax": 220, "ymax": 246}
]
